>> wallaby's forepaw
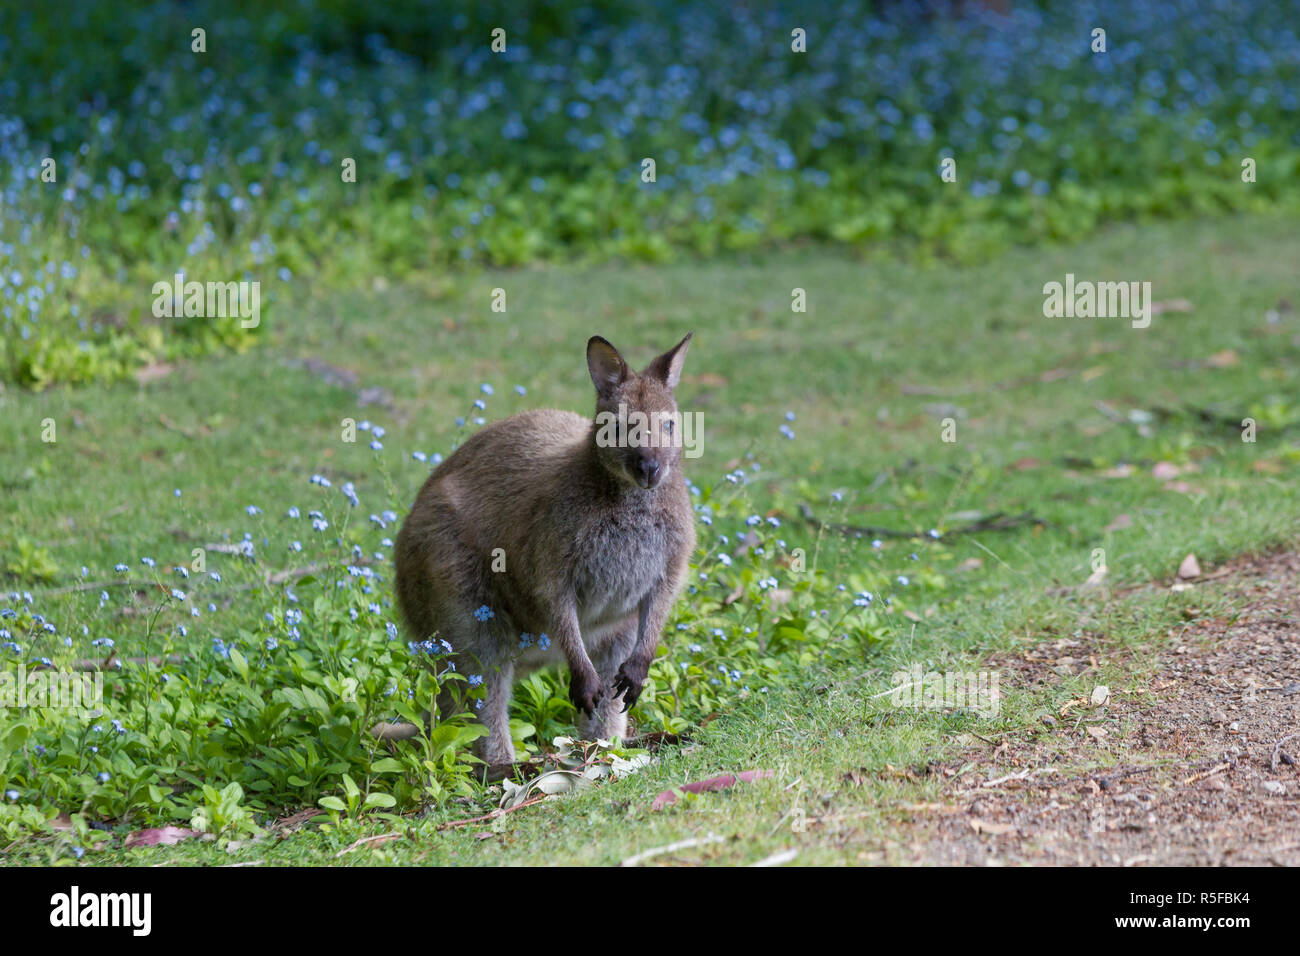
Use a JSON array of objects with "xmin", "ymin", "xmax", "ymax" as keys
[
  {"xmin": 569, "ymin": 668, "xmax": 604, "ymax": 717},
  {"xmin": 613, "ymin": 658, "xmax": 650, "ymax": 712}
]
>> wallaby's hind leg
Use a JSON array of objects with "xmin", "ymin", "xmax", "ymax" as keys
[
  {"xmin": 579, "ymin": 619, "xmax": 638, "ymax": 743},
  {"xmin": 475, "ymin": 656, "xmax": 517, "ymax": 769}
]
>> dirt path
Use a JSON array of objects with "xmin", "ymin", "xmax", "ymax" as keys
[{"xmin": 887, "ymin": 551, "xmax": 1300, "ymax": 866}]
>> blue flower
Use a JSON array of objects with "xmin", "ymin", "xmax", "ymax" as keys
[
  {"xmin": 537, "ymin": 633, "xmax": 551, "ymax": 651},
  {"xmin": 473, "ymin": 605, "xmax": 494, "ymax": 622},
  {"xmin": 519, "ymin": 632, "xmax": 533, "ymax": 649},
  {"xmin": 96, "ymin": 772, "xmax": 110, "ymax": 784},
  {"xmin": 468, "ymin": 674, "xmax": 483, "ymax": 687}
]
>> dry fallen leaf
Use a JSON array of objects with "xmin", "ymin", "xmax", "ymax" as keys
[
  {"xmin": 1086, "ymin": 725, "xmax": 1109, "ymax": 739},
  {"xmin": 955, "ymin": 557, "xmax": 984, "ymax": 572},
  {"xmin": 1090, "ymin": 685, "xmax": 1110, "ymax": 707},
  {"xmin": 1203, "ymin": 349, "xmax": 1239, "ymax": 368},
  {"xmin": 1104, "ymin": 513, "xmax": 1132, "ymax": 533},
  {"xmin": 125, "ymin": 826, "xmax": 199, "ymax": 849},
  {"xmin": 969, "ymin": 817, "xmax": 1016, "ymax": 835},
  {"xmin": 1151, "ymin": 299, "xmax": 1193, "ymax": 315},
  {"xmin": 1178, "ymin": 553, "xmax": 1202, "ymax": 579},
  {"xmin": 651, "ymin": 769, "xmax": 775, "ymax": 811}
]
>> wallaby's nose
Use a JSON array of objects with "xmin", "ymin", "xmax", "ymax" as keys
[{"xmin": 636, "ymin": 457, "xmax": 661, "ymax": 487}]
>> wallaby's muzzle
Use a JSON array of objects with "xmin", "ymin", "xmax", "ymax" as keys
[{"xmin": 635, "ymin": 456, "xmax": 662, "ymax": 489}]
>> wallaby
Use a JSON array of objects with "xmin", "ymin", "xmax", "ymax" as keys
[{"xmin": 393, "ymin": 333, "xmax": 697, "ymax": 770}]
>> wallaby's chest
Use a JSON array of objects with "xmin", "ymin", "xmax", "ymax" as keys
[{"xmin": 571, "ymin": 512, "xmax": 676, "ymax": 627}]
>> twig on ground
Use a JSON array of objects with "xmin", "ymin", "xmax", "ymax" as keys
[
  {"xmin": 620, "ymin": 832, "xmax": 724, "ymax": 867},
  {"xmin": 1271, "ymin": 733, "xmax": 1299, "ymax": 771},
  {"xmin": 27, "ymin": 653, "xmax": 185, "ymax": 672},
  {"xmin": 436, "ymin": 796, "xmax": 548, "ymax": 832},
  {"xmin": 799, "ymin": 504, "xmax": 1047, "ymax": 540},
  {"xmin": 1181, "ymin": 761, "xmax": 1230, "ymax": 786},
  {"xmin": 749, "ymin": 848, "xmax": 799, "ymax": 867},
  {"xmin": 336, "ymin": 832, "xmax": 405, "ymax": 857}
]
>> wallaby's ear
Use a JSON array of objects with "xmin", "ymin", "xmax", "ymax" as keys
[
  {"xmin": 587, "ymin": 336, "xmax": 629, "ymax": 397},
  {"xmin": 644, "ymin": 331, "xmax": 693, "ymax": 390}
]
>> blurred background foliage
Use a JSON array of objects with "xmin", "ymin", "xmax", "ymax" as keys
[{"xmin": 2, "ymin": 0, "xmax": 1297, "ymax": 387}]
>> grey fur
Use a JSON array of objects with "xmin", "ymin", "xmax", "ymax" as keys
[{"xmin": 394, "ymin": 333, "xmax": 696, "ymax": 768}]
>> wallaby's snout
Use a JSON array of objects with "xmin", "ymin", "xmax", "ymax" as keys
[{"xmin": 635, "ymin": 453, "xmax": 661, "ymax": 489}]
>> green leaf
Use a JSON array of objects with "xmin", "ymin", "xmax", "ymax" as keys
[{"xmin": 318, "ymin": 796, "xmax": 347, "ymax": 812}]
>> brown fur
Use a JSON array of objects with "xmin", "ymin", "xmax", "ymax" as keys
[{"xmin": 393, "ymin": 333, "xmax": 696, "ymax": 768}]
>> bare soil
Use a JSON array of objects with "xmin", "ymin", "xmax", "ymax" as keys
[{"xmin": 886, "ymin": 550, "xmax": 1300, "ymax": 866}]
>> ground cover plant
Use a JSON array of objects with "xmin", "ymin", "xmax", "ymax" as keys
[{"xmin": 1, "ymin": 211, "xmax": 1297, "ymax": 863}]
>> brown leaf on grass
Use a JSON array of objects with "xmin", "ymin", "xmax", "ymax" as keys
[
  {"xmin": 124, "ymin": 826, "xmax": 199, "ymax": 849},
  {"xmin": 694, "ymin": 372, "xmax": 729, "ymax": 388},
  {"xmin": 1104, "ymin": 514, "xmax": 1132, "ymax": 533},
  {"xmin": 1010, "ymin": 457, "xmax": 1042, "ymax": 471},
  {"xmin": 133, "ymin": 362, "xmax": 174, "ymax": 384},
  {"xmin": 1085, "ymin": 725, "xmax": 1109, "ymax": 739},
  {"xmin": 1203, "ymin": 349, "xmax": 1239, "ymax": 368},
  {"xmin": 843, "ymin": 768, "xmax": 869, "ymax": 788},
  {"xmin": 1253, "ymin": 459, "xmax": 1284, "ymax": 475},
  {"xmin": 651, "ymin": 769, "xmax": 775, "ymax": 810},
  {"xmin": 1151, "ymin": 299, "xmax": 1194, "ymax": 315},
  {"xmin": 1178, "ymin": 553, "xmax": 1202, "ymax": 579},
  {"xmin": 955, "ymin": 557, "xmax": 984, "ymax": 572}
]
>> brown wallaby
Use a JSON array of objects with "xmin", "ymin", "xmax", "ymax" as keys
[{"xmin": 393, "ymin": 333, "xmax": 697, "ymax": 770}]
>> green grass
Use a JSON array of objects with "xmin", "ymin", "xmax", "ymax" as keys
[{"xmin": 2, "ymin": 211, "xmax": 1298, "ymax": 863}]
